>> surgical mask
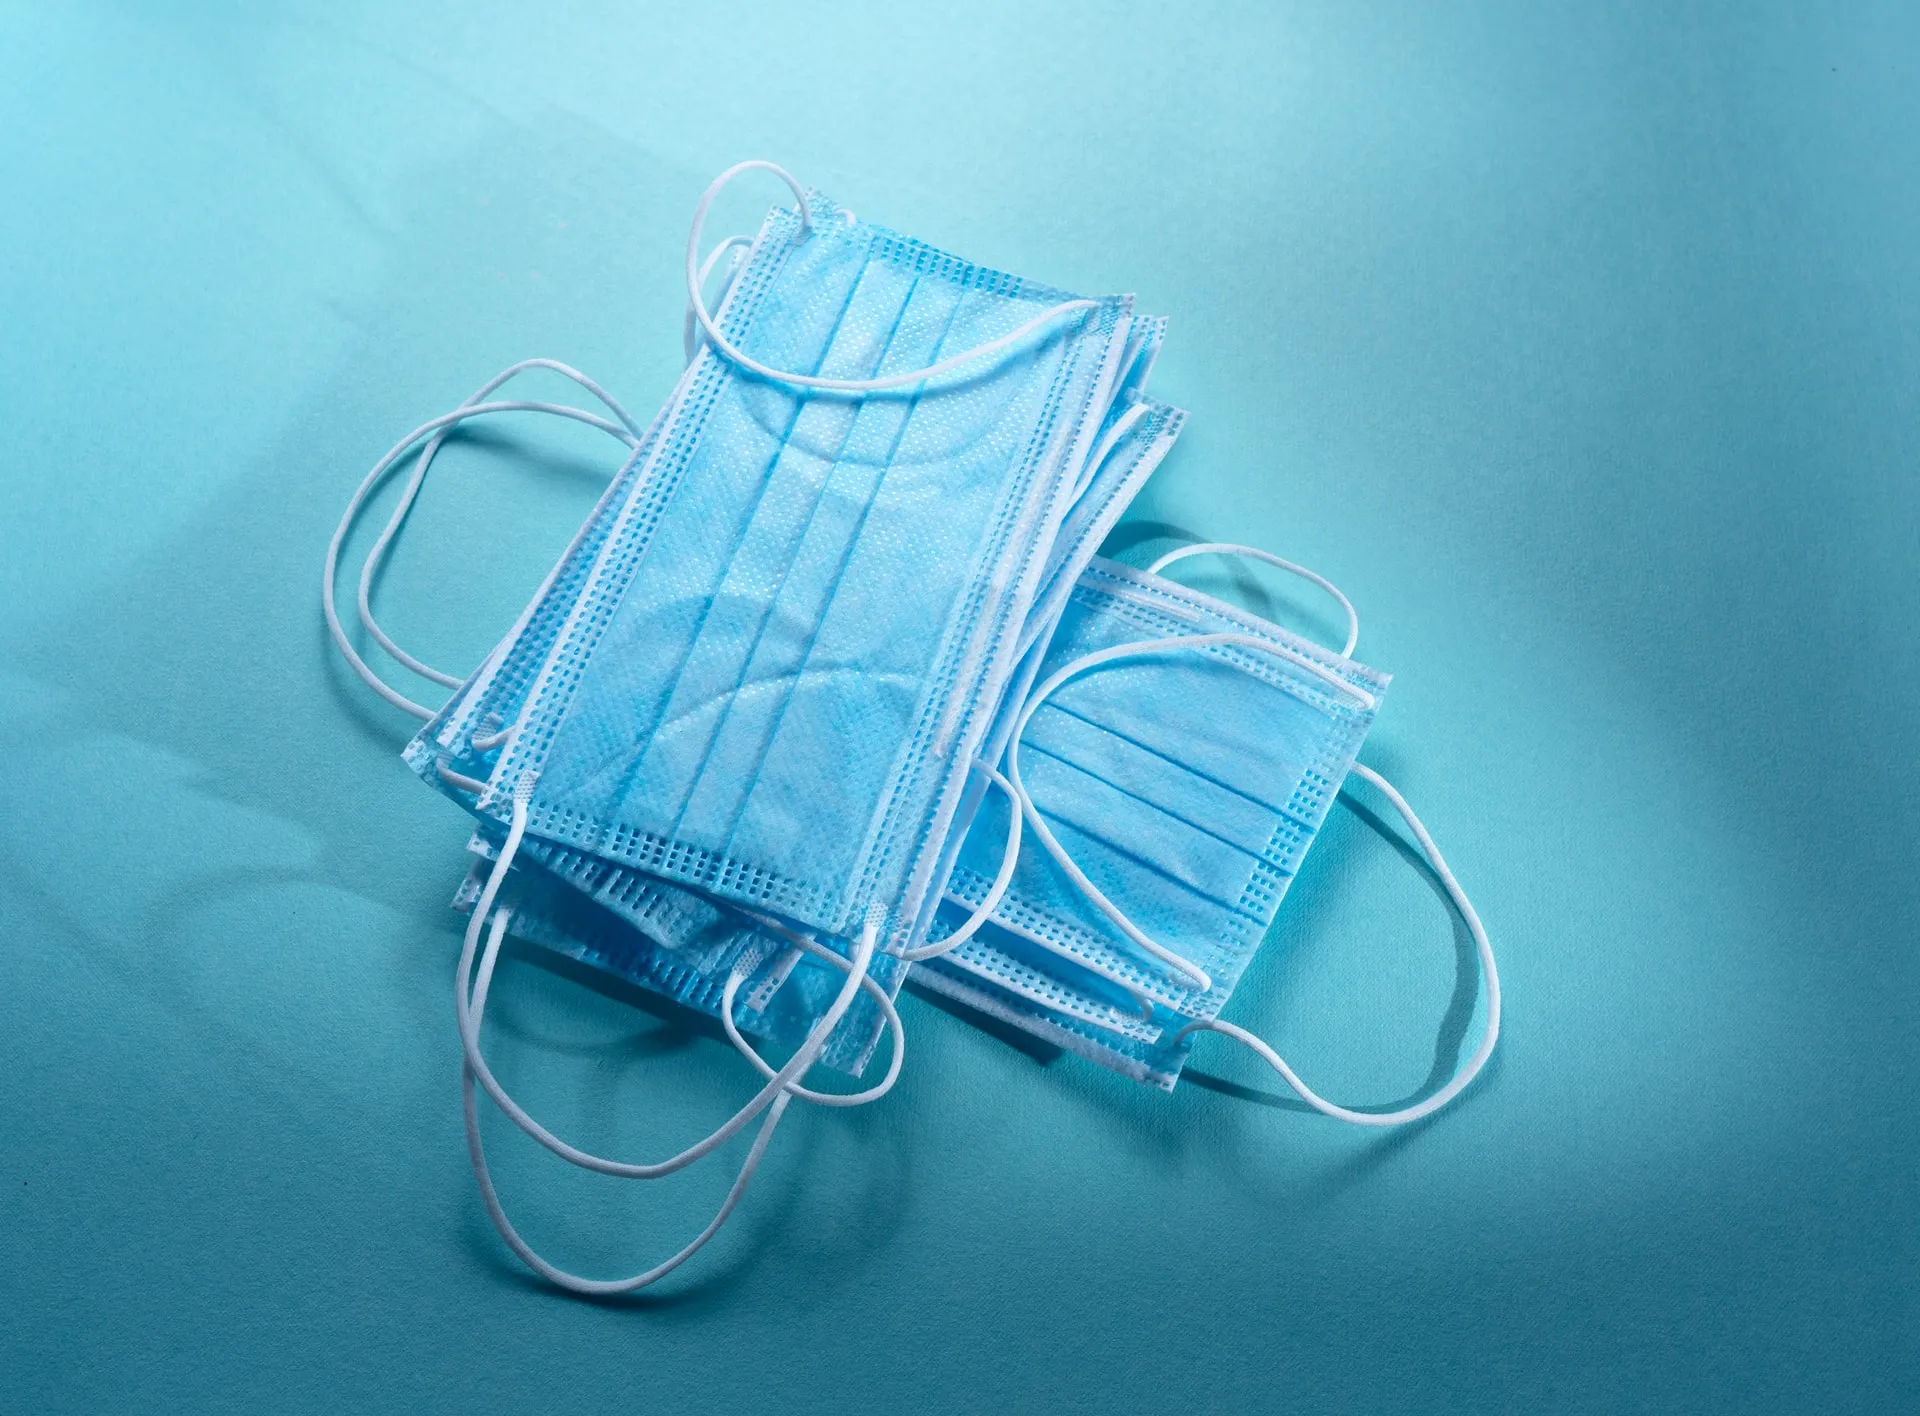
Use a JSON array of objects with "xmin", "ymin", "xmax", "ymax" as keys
[
  {"xmin": 418, "ymin": 169, "xmax": 1147, "ymax": 979},
  {"xmin": 456, "ymin": 384, "xmax": 1187, "ymax": 1076},
  {"xmin": 463, "ymin": 541, "xmax": 1496, "ymax": 1128},
  {"xmin": 323, "ymin": 160, "xmax": 1194, "ymax": 1296},
  {"xmin": 348, "ymin": 223, "xmax": 1178, "ymax": 1084},
  {"xmin": 429, "ymin": 292, "xmax": 1172, "ymax": 1085},
  {"xmin": 916, "ymin": 548, "xmax": 1499, "ymax": 1123},
  {"xmin": 917, "ymin": 549, "xmax": 1382, "ymax": 1079},
  {"xmin": 323, "ymin": 160, "xmax": 1500, "ymax": 1301}
]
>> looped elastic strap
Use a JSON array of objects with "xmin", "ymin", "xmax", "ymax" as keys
[
  {"xmin": 899, "ymin": 764, "xmax": 1023, "ymax": 964},
  {"xmin": 685, "ymin": 160, "xmax": 1100, "ymax": 394},
  {"xmin": 454, "ymin": 776, "xmax": 884, "ymax": 1293},
  {"xmin": 462, "ymin": 906, "xmax": 793, "ymax": 1295},
  {"xmin": 716, "ymin": 760, "xmax": 1023, "ymax": 1104},
  {"xmin": 723, "ymin": 906, "xmax": 905, "ymax": 1108},
  {"xmin": 1177, "ymin": 762, "xmax": 1501, "ymax": 1125},
  {"xmin": 1147, "ymin": 541, "xmax": 1361, "ymax": 659},
  {"xmin": 914, "ymin": 764, "xmax": 1166, "ymax": 1018},
  {"xmin": 457, "ymin": 778, "xmax": 879, "ymax": 1178},
  {"xmin": 324, "ymin": 360, "xmax": 641, "ymax": 720},
  {"xmin": 683, "ymin": 235, "xmax": 753, "ymax": 365}
]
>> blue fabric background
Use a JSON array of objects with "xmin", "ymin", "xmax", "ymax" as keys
[{"xmin": 2, "ymin": 3, "xmax": 1913, "ymax": 1411}]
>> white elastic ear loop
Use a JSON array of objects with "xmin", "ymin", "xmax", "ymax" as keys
[
  {"xmin": 1008, "ymin": 637, "xmax": 1379, "ymax": 996},
  {"xmin": 455, "ymin": 779, "xmax": 880, "ymax": 1179},
  {"xmin": 683, "ymin": 235, "xmax": 752, "ymax": 365},
  {"xmin": 353, "ymin": 359, "xmax": 643, "ymax": 693},
  {"xmin": 899, "ymin": 765, "xmax": 1023, "ymax": 963},
  {"xmin": 719, "ymin": 763, "xmax": 1024, "ymax": 1094},
  {"xmin": 1177, "ymin": 762, "xmax": 1501, "ymax": 1126},
  {"xmin": 325, "ymin": 396, "xmax": 641, "ymax": 720},
  {"xmin": 719, "ymin": 928, "xmax": 906, "ymax": 1107},
  {"xmin": 905, "ymin": 767, "xmax": 1162, "ymax": 1019},
  {"xmin": 686, "ymin": 159, "xmax": 1100, "ymax": 394},
  {"xmin": 462, "ymin": 906, "xmax": 792, "ymax": 1296},
  {"xmin": 1147, "ymin": 542, "xmax": 1360, "ymax": 659}
]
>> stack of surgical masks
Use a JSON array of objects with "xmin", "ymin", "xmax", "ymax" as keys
[{"xmin": 325, "ymin": 161, "xmax": 1500, "ymax": 1296}]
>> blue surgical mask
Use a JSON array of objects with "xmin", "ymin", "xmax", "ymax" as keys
[
  {"xmin": 336, "ymin": 161, "xmax": 1200, "ymax": 1298},
  {"xmin": 907, "ymin": 544, "xmax": 1498, "ymax": 1130},
  {"xmin": 415, "ymin": 185, "xmax": 1145, "ymax": 974},
  {"xmin": 324, "ymin": 160, "xmax": 1500, "ymax": 1303},
  {"xmin": 916, "ymin": 551, "xmax": 1386, "ymax": 1084},
  {"xmin": 395, "ymin": 211, "xmax": 1174, "ymax": 1081},
  {"xmin": 455, "ymin": 389, "xmax": 1187, "ymax": 1076}
]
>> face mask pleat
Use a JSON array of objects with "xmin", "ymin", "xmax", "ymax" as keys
[
  {"xmin": 440, "ymin": 390, "xmax": 1186, "ymax": 1084},
  {"xmin": 1025, "ymin": 676, "xmax": 1296, "ymax": 856},
  {"xmin": 1013, "ymin": 743, "xmax": 1273, "ymax": 932},
  {"xmin": 915, "ymin": 554, "xmax": 1390, "ymax": 1081},
  {"xmin": 463, "ymin": 202, "xmax": 1132, "ymax": 952}
]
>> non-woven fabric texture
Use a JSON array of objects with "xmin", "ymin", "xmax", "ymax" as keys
[
  {"xmin": 409, "ymin": 194, "xmax": 1141, "ymax": 960},
  {"xmin": 453, "ymin": 391, "xmax": 1186, "ymax": 1076},
  {"xmin": 914, "ymin": 556, "xmax": 1389, "ymax": 1089}
]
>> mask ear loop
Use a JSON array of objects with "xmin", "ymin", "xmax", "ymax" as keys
[
  {"xmin": 1176, "ymin": 762, "xmax": 1501, "ymax": 1125},
  {"xmin": 908, "ymin": 759, "xmax": 1165, "ymax": 1023},
  {"xmin": 683, "ymin": 235, "xmax": 753, "ymax": 365},
  {"xmin": 899, "ymin": 765, "xmax": 1023, "ymax": 963},
  {"xmin": 325, "ymin": 392, "xmax": 641, "ymax": 720},
  {"xmin": 1146, "ymin": 541, "xmax": 1360, "ymax": 659},
  {"xmin": 455, "ymin": 777, "xmax": 882, "ymax": 1180},
  {"xmin": 713, "ymin": 762, "xmax": 1028, "ymax": 1096},
  {"xmin": 718, "ymin": 759, "xmax": 1019, "ymax": 1099},
  {"xmin": 1007, "ymin": 635, "xmax": 1378, "ymax": 997},
  {"xmin": 354, "ymin": 360, "xmax": 644, "ymax": 693},
  {"xmin": 686, "ymin": 159, "xmax": 1100, "ymax": 394},
  {"xmin": 721, "ymin": 911, "xmax": 906, "ymax": 1108},
  {"xmin": 904, "ymin": 766, "xmax": 1170, "ymax": 1021},
  {"xmin": 462, "ymin": 905, "xmax": 794, "ymax": 1296}
]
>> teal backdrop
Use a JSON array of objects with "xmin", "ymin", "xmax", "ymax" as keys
[{"xmin": 2, "ymin": 3, "xmax": 1914, "ymax": 1412}]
